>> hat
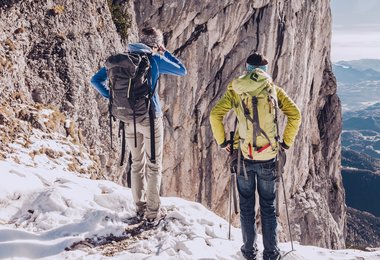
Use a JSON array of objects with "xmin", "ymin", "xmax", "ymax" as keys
[
  {"xmin": 246, "ymin": 52, "xmax": 268, "ymax": 66},
  {"xmin": 140, "ymin": 27, "xmax": 164, "ymax": 47}
]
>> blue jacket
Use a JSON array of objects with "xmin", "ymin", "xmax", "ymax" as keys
[{"xmin": 90, "ymin": 43, "xmax": 187, "ymax": 117}]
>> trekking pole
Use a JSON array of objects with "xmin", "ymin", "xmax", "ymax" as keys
[
  {"xmin": 227, "ymin": 119, "xmax": 239, "ymax": 240},
  {"xmin": 230, "ymin": 144, "xmax": 238, "ymax": 215},
  {"xmin": 228, "ymin": 167, "xmax": 233, "ymax": 240},
  {"xmin": 228, "ymin": 131, "xmax": 234, "ymax": 240},
  {"xmin": 281, "ymin": 174, "xmax": 294, "ymax": 251},
  {"xmin": 275, "ymin": 180, "xmax": 281, "ymax": 217},
  {"xmin": 231, "ymin": 170, "xmax": 238, "ymax": 214},
  {"xmin": 228, "ymin": 130, "xmax": 240, "ymax": 239}
]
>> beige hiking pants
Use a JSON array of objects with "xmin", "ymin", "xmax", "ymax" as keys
[{"xmin": 124, "ymin": 116, "xmax": 163, "ymax": 219}]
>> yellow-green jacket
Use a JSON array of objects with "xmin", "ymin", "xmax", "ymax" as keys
[{"xmin": 210, "ymin": 70, "xmax": 301, "ymax": 160}]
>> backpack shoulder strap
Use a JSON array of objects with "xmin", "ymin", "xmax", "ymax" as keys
[
  {"xmin": 119, "ymin": 121, "xmax": 126, "ymax": 166},
  {"xmin": 144, "ymin": 52, "xmax": 157, "ymax": 164},
  {"xmin": 241, "ymin": 96, "xmax": 274, "ymax": 150},
  {"xmin": 145, "ymin": 53, "xmax": 159, "ymax": 99},
  {"xmin": 271, "ymin": 85, "xmax": 280, "ymax": 142}
]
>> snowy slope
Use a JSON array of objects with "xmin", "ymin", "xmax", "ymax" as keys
[
  {"xmin": 1, "ymin": 160, "xmax": 380, "ymax": 260},
  {"xmin": 0, "ymin": 109, "xmax": 379, "ymax": 259}
]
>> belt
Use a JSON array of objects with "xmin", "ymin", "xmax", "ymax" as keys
[{"xmin": 243, "ymin": 157, "xmax": 276, "ymax": 164}]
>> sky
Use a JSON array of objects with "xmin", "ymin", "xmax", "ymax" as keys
[
  {"xmin": 0, "ymin": 108, "xmax": 379, "ymax": 259},
  {"xmin": 331, "ymin": 0, "xmax": 380, "ymax": 61}
]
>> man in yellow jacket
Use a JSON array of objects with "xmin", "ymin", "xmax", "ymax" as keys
[{"xmin": 210, "ymin": 52, "xmax": 301, "ymax": 260}]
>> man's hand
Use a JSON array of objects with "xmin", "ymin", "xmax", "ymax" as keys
[
  {"xmin": 223, "ymin": 143, "xmax": 232, "ymax": 153},
  {"xmin": 220, "ymin": 140, "xmax": 231, "ymax": 154},
  {"xmin": 158, "ymin": 44, "xmax": 166, "ymax": 54}
]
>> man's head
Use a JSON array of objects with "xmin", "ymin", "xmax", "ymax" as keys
[
  {"xmin": 246, "ymin": 52, "xmax": 268, "ymax": 72},
  {"xmin": 140, "ymin": 27, "xmax": 164, "ymax": 50}
]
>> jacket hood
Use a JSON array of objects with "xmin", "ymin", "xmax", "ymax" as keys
[
  {"xmin": 128, "ymin": 43, "xmax": 153, "ymax": 54},
  {"xmin": 230, "ymin": 68, "xmax": 272, "ymax": 96}
]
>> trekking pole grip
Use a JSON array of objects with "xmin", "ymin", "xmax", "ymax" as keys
[{"xmin": 229, "ymin": 131, "xmax": 234, "ymax": 155}]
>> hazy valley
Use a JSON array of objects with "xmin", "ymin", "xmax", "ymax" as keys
[{"xmin": 334, "ymin": 59, "xmax": 380, "ymax": 248}]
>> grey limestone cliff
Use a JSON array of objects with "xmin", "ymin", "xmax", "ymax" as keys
[
  {"xmin": 133, "ymin": 0, "xmax": 345, "ymax": 249},
  {"xmin": 0, "ymin": 0, "xmax": 345, "ymax": 248}
]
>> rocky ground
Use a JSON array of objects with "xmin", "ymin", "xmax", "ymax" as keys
[{"xmin": 0, "ymin": 99, "xmax": 100, "ymax": 177}]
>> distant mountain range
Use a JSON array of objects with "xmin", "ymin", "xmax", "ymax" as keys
[
  {"xmin": 344, "ymin": 101, "xmax": 380, "ymax": 119},
  {"xmin": 341, "ymin": 101, "xmax": 380, "ymax": 159},
  {"xmin": 333, "ymin": 60, "xmax": 380, "ymax": 113},
  {"xmin": 335, "ymin": 59, "xmax": 380, "ymax": 73},
  {"xmin": 333, "ymin": 59, "xmax": 380, "ymax": 248},
  {"xmin": 342, "ymin": 148, "xmax": 380, "ymax": 172},
  {"xmin": 334, "ymin": 59, "xmax": 380, "ymax": 159},
  {"xmin": 342, "ymin": 168, "xmax": 380, "ymax": 217},
  {"xmin": 333, "ymin": 62, "xmax": 380, "ymax": 84},
  {"xmin": 346, "ymin": 207, "xmax": 380, "ymax": 249}
]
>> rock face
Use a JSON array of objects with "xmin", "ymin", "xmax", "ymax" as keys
[
  {"xmin": 133, "ymin": 0, "xmax": 345, "ymax": 249},
  {"xmin": 0, "ymin": 0, "xmax": 345, "ymax": 249},
  {"xmin": 0, "ymin": 0, "xmax": 130, "ymax": 182}
]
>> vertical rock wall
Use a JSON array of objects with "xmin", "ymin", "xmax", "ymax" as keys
[{"xmin": 133, "ymin": 0, "xmax": 345, "ymax": 249}]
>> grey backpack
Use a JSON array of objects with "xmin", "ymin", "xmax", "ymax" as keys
[
  {"xmin": 105, "ymin": 52, "xmax": 157, "ymax": 165},
  {"xmin": 105, "ymin": 52, "xmax": 151, "ymax": 121}
]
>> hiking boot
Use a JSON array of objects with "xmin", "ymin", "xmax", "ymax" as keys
[
  {"xmin": 145, "ymin": 207, "xmax": 167, "ymax": 220},
  {"xmin": 145, "ymin": 217, "xmax": 159, "ymax": 227},
  {"xmin": 145, "ymin": 207, "xmax": 167, "ymax": 224},
  {"xmin": 135, "ymin": 202, "xmax": 146, "ymax": 220},
  {"xmin": 145, "ymin": 212, "xmax": 158, "ymax": 222},
  {"xmin": 136, "ymin": 210, "xmax": 144, "ymax": 220},
  {"xmin": 145, "ymin": 215, "xmax": 165, "ymax": 228},
  {"xmin": 263, "ymin": 251, "xmax": 281, "ymax": 260},
  {"xmin": 241, "ymin": 246, "xmax": 257, "ymax": 260},
  {"xmin": 241, "ymin": 251, "xmax": 256, "ymax": 260}
]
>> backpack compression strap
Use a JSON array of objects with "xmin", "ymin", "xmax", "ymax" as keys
[
  {"xmin": 119, "ymin": 121, "xmax": 126, "ymax": 166},
  {"xmin": 109, "ymin": 102, "xmax": 114, "ymax": 149},
  {"xmin": 106, "ymin": 68, "xmax": 115, "ymax": 150},
  {"xmin": 147, "ymin": 60, "xmax": 157, "ymax": 164},
  {"xmin": 149, "ymin": 105, "xmax": 156, "ymax": 164},
  {"xmin": 242, "ymin": 97, "xmax": 274, "ymax": 150}
]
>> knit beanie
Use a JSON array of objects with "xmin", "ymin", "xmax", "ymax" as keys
[
  {"xmin": 246, "ymin": 52, "xmax": 268, "ymax": 66},
  {"xmin": 140, "ymin": 27, "xmax": 164, "ymax": 47}
]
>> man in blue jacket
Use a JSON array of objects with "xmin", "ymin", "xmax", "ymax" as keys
[{"xmin": 91, "ymin": 27, "xmax": 187, "ymax": 221}]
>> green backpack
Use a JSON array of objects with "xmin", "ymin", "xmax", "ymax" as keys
[{"xmin": 231, "ymin": 68, "xmax": 280, "ymax": 161}]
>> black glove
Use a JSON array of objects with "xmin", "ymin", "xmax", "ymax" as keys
[
  {"xmin": 280, "ymin": 141, "xmax": 289, "ymax": 150},
  {"xmin": 220, "ymin": 139, "xmax": 232, "ymax": 153},
  {"xmin": 220, "ymin": 140, "xmax": 229, "ymax": 148}
]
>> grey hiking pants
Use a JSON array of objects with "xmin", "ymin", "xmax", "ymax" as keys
[{"xmin": 125, "ymin": 116, "xmax": 163, "ymax": 219}]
